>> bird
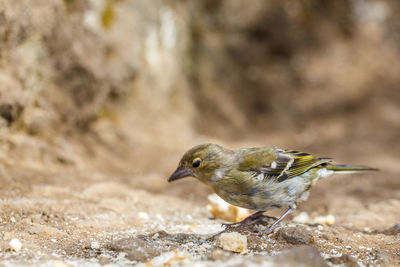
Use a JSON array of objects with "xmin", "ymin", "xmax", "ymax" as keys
[{"xmin": 168, "ymin": 143, "xmax": 378, "ymax": 234}]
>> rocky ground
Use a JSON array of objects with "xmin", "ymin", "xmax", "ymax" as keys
[{"xmin": 0, "ymin": 131, "xmax": 399, "ymax": 267}]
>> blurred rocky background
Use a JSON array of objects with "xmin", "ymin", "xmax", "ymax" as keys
[{"xmin": 0, "ymin": 0, "xmax": 399, "ymax": 265}]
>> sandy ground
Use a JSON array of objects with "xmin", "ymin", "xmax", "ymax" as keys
[{"xmin": 0, "ymin": 131, "xmax": 399, "ymax": 267}]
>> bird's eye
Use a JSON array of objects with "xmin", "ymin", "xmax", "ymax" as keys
[{"xmin": 192, "ymin": 158, "xmax": 201, "ymax": 168}]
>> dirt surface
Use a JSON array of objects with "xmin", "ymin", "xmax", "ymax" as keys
[
  {"xmin": 0, "ymin": 130, "xmax": 399, "ymax": 266},
  {"xmin": 1, "ymin": 0, "xmax": 400, "ymax": 266}
]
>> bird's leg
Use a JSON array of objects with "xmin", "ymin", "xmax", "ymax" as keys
[
  {"xmin": 254, "ymin": 204, "xmax": 296, "ymax": 235},
  {"xmin": 210, "ymin": 211, "xmax": 271, "ymax": 238},
  {"xmin": 222, "ymin": 211, "xmax": 267, "ymax": 228}
]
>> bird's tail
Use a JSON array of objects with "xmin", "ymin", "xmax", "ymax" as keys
[{"xmin": 326, "ymin": 164, "xmax": 378, "ymax": 173}]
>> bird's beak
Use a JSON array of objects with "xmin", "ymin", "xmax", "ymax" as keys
[{"xmin": 168, "ymin": 167, "xmax": 193, "ymax": 182}]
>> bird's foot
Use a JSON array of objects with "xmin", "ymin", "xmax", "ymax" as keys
[
  {"xmin": 211, "ymin": 221, "xmax": 252, "ymax": 238},
  {"xmin": 251, "ymin": 225, "xmax": 282, "ymax": 236},
  {"xmin": 221, "ymin": 216, "xmax": 260, "ymax": 228},
  {"xmin": 210, "ymin": 213, "xmax": 277, "ymax": 238},
  {"xmin": 222, "ymin": 212, "xmax": 277, "ymax": 228},
  {"xmin": 209, "ymin": 212, "xmax": 270, "ymax": 238}
]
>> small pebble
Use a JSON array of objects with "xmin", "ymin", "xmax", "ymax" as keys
[
  {"xmin": 138, "ymin": 212, "xmax": 149, "ymax": 220},
  {"xmin": 117, "ymin": 252, "xmax": 127, "ymax": 260},
  {"xmin": 279, "ymin": 226, "xmax": 314, "ymax": 245},
  {"xmin": 53, "ymin": 261, "xmax": 70, "ymax": 267},
  {"xmin": 9, "ymin": 239, "xmax": 22, "ymax": 252},
  {"xmin": 218, "ymin": 232, "xmax": 247, "ymax": 253},
  {"xmin": 148, "ymin": 250, "xmax": 187, "ymax": 266},
  {"xmin": 91, "ymin": 241, "xmax": 100, "ymax": 249}
]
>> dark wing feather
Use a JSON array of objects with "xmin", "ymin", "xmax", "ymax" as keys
[{"xmin": 258, "ymin": 150, "xmax": 331, "ymax": 182}]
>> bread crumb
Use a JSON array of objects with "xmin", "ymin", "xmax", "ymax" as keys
[
  {"xmin": 293, "ymin": 211, "xmax": 310, "ymax": 224},
  {"xmin": 313, "ymin": 214, "xmax": 335, "ymax": 225},
  {"xmin": 207, "ymin": 194, "xmax": 250, "ymax": 222},
  {"xmin": 293, "ymin": 212, "xmax": 335, "ymax": 225},
  {"xmin": 218, "ymin": 232, "xmax": 247, "ymax": 253}
]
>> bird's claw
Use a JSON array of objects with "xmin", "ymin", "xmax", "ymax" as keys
[
  {"xmin": 221, "ymin": 222, "xmax": 240, "ymax": 228},
  {"xmin": 251, "ymin": 225, "xmax": 282, "ymax": 236}
]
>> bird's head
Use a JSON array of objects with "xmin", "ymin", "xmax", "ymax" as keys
[{"xmin": 168, "ymin": 143, "xmax": 232, "ymax": 184}]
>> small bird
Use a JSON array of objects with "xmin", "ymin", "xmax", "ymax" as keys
[{"xmin": 168, "ymin": 144, "xmax": 377, "ymax": 234}]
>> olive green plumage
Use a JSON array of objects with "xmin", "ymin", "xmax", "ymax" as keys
[{"xmin": 168, "ymin": 143, "xmax": 377, "ymax": 233}]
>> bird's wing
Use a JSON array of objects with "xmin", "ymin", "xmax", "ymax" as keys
[
  {"xmin": 238, "ymin": 148, "xmax": 332, "ymax": 182},
  {"xmin": 272, "ymin": 150, "xmax": 332, "ymax": 182}
]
